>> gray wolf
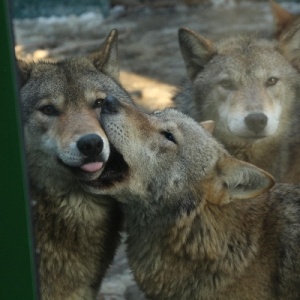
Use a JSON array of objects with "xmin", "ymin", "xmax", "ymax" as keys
[
  {"xmin": 270, "ymin": 0, "xmax": 300, "ymax": 40},
  {"xmin": 270, "ymin": 0, "xmax": 300, "ymax": 71},
  {"xmin": 85, "ymin": 96, "xmax": 300, "ymax": 300},
  {"xmin": 173, "ymin": 27, "xmax": 300, "ymax": 182},
  {"xmin": 18, "ymin": 29, "xmax": 132, "ymax": 300},
  {"xmin": 269, "ymin": 1, "xmax": 300, "ymax": 183}
]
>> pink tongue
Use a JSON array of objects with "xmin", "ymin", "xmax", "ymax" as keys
[{"xmin": 80, "ymin": 162, "xmax": 103, "ymax": 173}]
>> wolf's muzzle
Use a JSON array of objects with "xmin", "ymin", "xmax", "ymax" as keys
[
  {"xmin": 245, "ymin": 112, "xmax": 268, "ymax": 134},
  {"xmin": 77, "ymin": 134, "xmax": 104, "ymax": 157}
]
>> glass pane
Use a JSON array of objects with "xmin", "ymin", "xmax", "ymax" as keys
[{"xmin": 0, "ymin": 1, "xmax": 39, "ymax": 299}]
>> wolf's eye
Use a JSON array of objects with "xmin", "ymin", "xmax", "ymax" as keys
[
  {"xmin": 161, "ymin": 131, "xmax": 177, "ymax": 144},
  {"xmin": 93, "ymin": 98, "xmax": 103, "ymax": 108},
  {"xmin": 266, "ymin": 77, "xmax": 278, "ymax": 86},
  {"xmin": 219, "ymin": 80, "xmax": 234, "ymax": 90},
  {"xmin": 40, "ymin": 105, "xmax": 58, "ymax": 116}
]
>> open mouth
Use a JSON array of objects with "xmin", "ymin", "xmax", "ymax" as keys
[{"xmin": 82, "ymin": 144, "xmax": 129, "ymax": 189}]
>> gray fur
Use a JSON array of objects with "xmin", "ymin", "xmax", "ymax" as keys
[
  {"xmin": 19, "ymin": 30, "xmax": 129, "ymax": 300},
  {"xmin": 88, "ymin": 99, "xmax": 300, "ymax": 299},
  {"xmin": 173, "ymin": 28, "xmax": 300, "ymax": 182}
]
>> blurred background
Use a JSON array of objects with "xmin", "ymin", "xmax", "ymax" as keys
[
  {"xmin": 12, "ymin": 0, "xmax": 300, "ymax": 111},
  {"xmin": 13, "ymin": 0, "xmax": 300, "ymax": 113},
  {"xmin": 11, "ymin": 0, "xmax": 300, "ymax": 299}
]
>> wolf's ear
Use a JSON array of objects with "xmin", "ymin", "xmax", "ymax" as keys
[
  {"xmin": 220, "ymin": 156, "xmax": 274, "ymax": 202},
  {"xmin": 90, "ymin": 29, "xmax": 119, "ymax": 82},
  {"xmin": 178, "ymin": 27, "xmax": 216, "ymax": 80},
  {"xmin": 270, "ymin": 0, "xmax": 295, "ymax": 38},
  {"xmin": 200, "ymin": 120, "xmax": 215, "ymax": 134},
  {"xmin": 279, "ymin": 23, "xmax": 300, "ymax": 68},
  {"xmin": 17, "ymin": 60, "xmax": 32, "ymax": 87},
  {"xmin": 222, "ymin": 156, "xmax": 275, "ymax": 199}
]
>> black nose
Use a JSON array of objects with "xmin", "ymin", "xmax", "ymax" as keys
[
  {"xmin": 101, "ymin": 95, "xmax": 120, "ymax": 114},
  {"xmin": 245, "ymin": 113, "xmax": 268, "ymax": 134},
  {"xmin": 77, "ymin": 134, "xmax": 103, "ymax": 157}
]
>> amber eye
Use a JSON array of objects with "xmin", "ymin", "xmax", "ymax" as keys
[
  {"xmin": 39, "ymin": 105, "xmax": 58, "ymax": 116},
  {"xmin": 266, "ymin": 77, "xmax": 278, "ymax": 87},
  {"xmin": 93, "ymin": 98, "xmax": 103, "ymax": 108}
]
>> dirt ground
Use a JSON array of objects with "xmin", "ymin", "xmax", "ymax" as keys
[{"xmin": 12, "ymin": 1, "xmax": 300, "ymax": 299}]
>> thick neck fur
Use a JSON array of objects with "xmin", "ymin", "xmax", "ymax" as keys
[
  {"xmin": 28, "ymin": 156, "xmax": 79, "ymax": 196},
  {"xmin": 29, "ymin": 158, "xmax": 122, "ymax": 299},
  {"xmin": 219, "ymin": 136, "xmax": 283, "ymax": 176},
  {"xmin": 32, "ymin": 183, "xmax": 122, "ymax": 300},
  {"xmin": 123, "ymin": 188, "xmax": 271, "ymax": 299}
]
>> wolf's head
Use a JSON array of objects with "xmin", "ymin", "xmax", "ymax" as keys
[
  {"xmin": 177, "ymin": 27, "xmax": 300, "ymax": 145},
  {"xmin": 19, "ymin": 29, "xmax": 132, "ymax": 191},
  {"xmin": 85, "ymin": 96, "xmax": 274, "ymax": 216}
]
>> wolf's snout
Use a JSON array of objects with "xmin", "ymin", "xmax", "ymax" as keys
[
  {"xmin": 245, "ymin": 113, "xmax": 268, "ymax": 134},
  {"xmin": 77, "ymin": 134, "xmax": 103, "ymax": 157},
  {"xmin": 101, "ymin": 95, "xmax": 120, "ymax": 114}
]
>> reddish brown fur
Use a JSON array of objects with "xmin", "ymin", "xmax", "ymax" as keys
[{"xmin": 89, "ymin": 98, "xmax": 300, "ymax": 299}]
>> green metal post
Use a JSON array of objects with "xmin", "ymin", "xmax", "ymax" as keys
[{"xmin": 0, "ymin": 1, "xmax": 39, "ymax": 299}]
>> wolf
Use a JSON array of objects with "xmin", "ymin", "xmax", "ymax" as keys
[
  {"xmin": 18, "ymin": 29, "xmax": 133, "ymax": 300},
  {"xmin": 270, "ymin": 0, "xmax": 300, "ymax": 40},
  {"xmin": 84, "ymin": 95, "xmax": 300, "ymax": 300},
  {"xmin": 270, "ymin": 0, "xmax": 300, "ymax": 72},
  {"xmin": 172, "ymin": 27, "xmax": 300, "ymax": 182},
  {"xmin": 269, "ymin": 1, "xmax": 300, "ymax": 182}
]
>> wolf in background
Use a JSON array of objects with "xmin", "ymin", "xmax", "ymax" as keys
[
  {"xmin": 85, "ymin": 96, "xmax": 300, "ymax": 300},
  {"xmin": 268, "ymin": 1, "xmax": 300, "ymax": 182},
  {"xmin": 270, "ymin": 0, "xmax": 300, "ymax": 73},
  {"xmin": 18, "ymin": 29, "xmax": 132, "ymax": 300},
  {"xmin": 270, "ymin": 0, "xmax": 300, "ymax": 39},
  {"xmin": 173, "ymin": 27, "xmax": 300, "ymax": 182}
]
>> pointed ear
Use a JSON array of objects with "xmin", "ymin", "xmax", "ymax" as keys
[
  {"xmin": 278, "ymin": 23, "xmax": 300, "ymax": 68},
  {"xmin": 270, "ymin": 0, "xmax": 295, "ymax": 38},
  {"xmin": 17, "ymin": 60, "xmax": 32, "ymax": 87},
  {"xmin": 200, "ymin": 120, "xmax": 215, "ymax": 134},
  {"xmin": 178, "ymin": 27, "xmax": 216, "ymax": 80},
  {"xmin": 221, "ymin": 156, "xmax": 274, "ymax": 201},
  {"xmin": 89, "ymin": 29, "xmax": 120, "ymax": 82}
]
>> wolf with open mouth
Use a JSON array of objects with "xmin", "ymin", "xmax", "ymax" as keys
[{"xmin": 86, "ymin": 96, "xmax": 300, "ymax": 300}]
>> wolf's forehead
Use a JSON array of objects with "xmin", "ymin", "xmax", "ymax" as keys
[
  {"xmin": 217, "ymin": 35, "xmax": 276, "ymax": 53},
  {"xmin": 157, "ymin": 109, "xmax": 216, "ymax": 139},
  {"xmin": 29, "ymin": 62, "xmax": 109, "ymax": 99},
  {"xmin": 155, "ymin": 109, "xmax": 186, "ymax": 124},
  {"xmin": 214, "ymin": 47, "xmax": 290, "ymax": 81}
]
